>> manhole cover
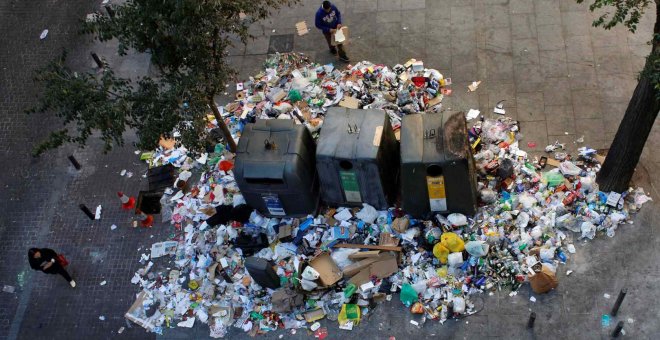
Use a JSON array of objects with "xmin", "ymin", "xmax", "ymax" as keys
[{"xmin": 268, "ymin": 34, "xmax": 294, "ymax": 53}]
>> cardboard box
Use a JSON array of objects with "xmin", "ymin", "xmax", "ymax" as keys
[
  {"xmin": 309, "ymin": 252, "xmax": 343, "ymax": 287},
  {"xmin": 391, "ymin": 217, "xmax": 410, "ymax": 233},
  {"xmin": 347, "ymin": 252, "xmax": 399, "ymax": 286}
]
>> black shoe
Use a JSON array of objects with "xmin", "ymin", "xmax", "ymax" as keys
[
  {"xmin": 339, "ymin": 55, "xmax": 350, "ymax": 62},
  {"xmin": 329, "ymin": 47, "xmax": 337, "ymax": 54}
]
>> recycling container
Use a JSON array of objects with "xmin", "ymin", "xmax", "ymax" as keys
[
  {"xmin": 234, "ymin": 119, "xmax": 319, "ymax": 217},
  {"xmin": 400, "ymin": 112, "xmax": 478, "ymax": 218},
  {"xmin": 244, "ymin": 257, "xmax": 281, "ymax": 289},
  {"xmin": 316, "ymin": 107, "xmax": 399, "ymax": 209}
]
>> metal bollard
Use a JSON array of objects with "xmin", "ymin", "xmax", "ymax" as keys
[
  {"xmin": 612, "ymin": 321, "xmax": 624, "ymax": 337},
  {"xmin": 611, "ymin": 288, "xmax": 627, "ymax": 316},
  {"xmin": 79, "ymin": 204, "xmax": 95, "ymax": 220},
  {"xmin": 67, "ymin": 155, "xmax": 81, "ymax": 170},
  {"xmin": 527, "ymin": 312, "xmax": 536, "ymax": 329},
  {"xmin": 90, "ymin": 52, "xmax": 105, "ymax": 69}
]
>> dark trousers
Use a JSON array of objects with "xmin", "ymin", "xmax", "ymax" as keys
[
  {"xmin": 323, "ymin": 31, "xmax": 346, "ymax": 57},
  {"xmin": 48, "ymin": 265, "xmax": 72, "ymax": 282}
]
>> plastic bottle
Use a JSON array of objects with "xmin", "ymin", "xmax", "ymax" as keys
[{"xmin": 343, "ymin": 283, "xmax": 357, "ymax": 298}]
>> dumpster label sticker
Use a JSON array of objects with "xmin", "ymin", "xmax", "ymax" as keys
[
  {"xmin": 262, "ymin": 194, "xmax": 286, "ymax": 216},
  {"xmin": 426, "ymin": 176, "xmax": 447, "ymax": 211},
  {"xmin": 340, "ymin": 171, "xmax": 362, "ymax": 203}
]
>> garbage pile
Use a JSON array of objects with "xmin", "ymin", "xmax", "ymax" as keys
[{"xmin": 127, "ymin": 54, "xmax": 652, "ymax": 337}]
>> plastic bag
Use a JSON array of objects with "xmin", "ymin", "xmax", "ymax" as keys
[
  {"xmin": 542, "ymin": 171, "xmax": 565, "ymax": 187},
  {"xmin": 580, "ymin": 221, "xmax": 596, "ymax": 240},
  {"xmin": 356, "ymin": 203, "xmax": 378, "ymax": 224},
  {"xmin": 400, "ymin": 284, "xmax": 418, "ymax": 307},
  {"xmin": 447, "ymin": 252, "xmax": 464, "ymax": 267},
  {"xmin": 480, "ymin": 188, "xmax": 498, "ymax": 204},
  {"xmin": 432, "ymin": 242, "xmax": 450, "ymax": 264},
  {"xmin": 519, "ymin": 193, "xmax": 537, "ymax": 209},
  {"xmin": 559, "ymin": 161, "xmax": 581, "ymax": 176},
  {"xmin": 447, "ymin": 213, "xmax": 468, "ymax": 226},
  {"xmin": 440, "ymin": 232, "xmax": 465, "ymax": 252},
  {"xmin": 338, "ymin": 304, "xmax": 360, "ymax": 327},
  {"xmin": 465, "ymin": 241, "xmax": 489, "ymax": 257}
]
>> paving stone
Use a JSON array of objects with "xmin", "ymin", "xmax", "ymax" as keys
[
  {"xmin": 571, "ymin": 89, "xmax": 603, "ymax": 119},
  {"xmin": 539, "ymin": 49, "xmax": 569, "ymax": 78},
  {"xmin": 545, "ymin": 105, "xmax": 576, "ymax": 135},
  {"xmin": 511, "ymin": 14, "xmax": 538, "ymax": 40},
  {"xmin": 537, "ymin": 25, "xmax": 566, "ymax": 51},
  {"xmin": 517, "ymin": 92, "xmax": 546, "ymax": 121}
]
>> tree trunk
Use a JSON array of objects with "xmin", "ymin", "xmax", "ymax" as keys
[
  {"xmin": 208, "ymin": 97, "xmax": 237, "ymax": 153},
  {"xmin": 596, "ymin": 74, "xmax": 660, "ymax": 192},
  {"xmin": 597, "ymin": 2, "xmax": 660, "ymax": 192}
]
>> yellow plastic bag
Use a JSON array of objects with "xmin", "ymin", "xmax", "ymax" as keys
[
  {"xmin": 433, "ymin": 243, "xmax": 450, "ymax": 264},
  {"xmin": 338, "ymin": 304, "xmax": 361, "ymax": 327},
  {"xmin": 441, "ymin": 232, "xmax": 465, "ymax": 253}
]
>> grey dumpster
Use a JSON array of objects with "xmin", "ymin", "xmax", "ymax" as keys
[
  {"xmin": 316, "ymin": 107, "xmax": 400, "ymax": 209},
  {"xmin": 400, "ymin": 112, "xmax": 478, "ymax": 218},
  {"xmin": 234, "ymin": 119, "xmax": 319, "ymax": 218}
]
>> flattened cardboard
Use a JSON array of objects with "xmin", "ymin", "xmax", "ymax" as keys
[
  {"xmin": 546, "ymin": 158, "xmax": 561, "ymax": 168},
  {"xmin": 378, "ymin": 232, "xmax": 399, "ymax": 246},
  {"xmin": 369, "ymin": 255, "xmax": 398, "ymax": 279},
  {"xmin": 342, "ymin": 257, "xmax": 380, "ymax": 277},
  {"xmin": 348, "ymin": 268, "xmax": 371, "ymax": 286},
  {"xmin": 348, "ymin": 250, "xmax": 380, "ymax": 260},
  {"xmin": 333, "ymin": 243, "xmax": 402, "ymax": 252},
  {"xmin": 309, "ymin": 252, "xmax": 342, "ymax": 286},
  {"xmin": 339, "ymin": 95, "xmax": 360, "ymax": 109}
]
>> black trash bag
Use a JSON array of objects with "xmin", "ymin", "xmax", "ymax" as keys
[{"xmin": 497, "ymin": 158, "xmax": 514, "ymax": 179}]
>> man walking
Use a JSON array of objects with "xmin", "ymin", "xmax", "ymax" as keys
[{"xmin": 315, "ymin": 1, "xmax": 349, "ymax": 62}]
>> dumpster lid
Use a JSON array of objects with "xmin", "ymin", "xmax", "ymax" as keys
[
  {"xmin": 401, "ymin": 112, "xmax": 469, "ymax": 163},
  {"xmin": 317, "ymin": 107, "xmax": 387, "ymax": 160}
]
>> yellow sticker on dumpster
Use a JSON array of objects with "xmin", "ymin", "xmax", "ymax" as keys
[{"xmin": 426, "ymin": 176, "xmax": 447, "ymax": 211}]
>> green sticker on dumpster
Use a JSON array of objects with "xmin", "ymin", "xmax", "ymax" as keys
[{"xmin": 340, "ymin": 171, "xmax": 362, "ymax": 203}]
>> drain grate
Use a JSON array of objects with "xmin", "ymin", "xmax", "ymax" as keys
[{"xmin": 268, "ymin": 34, "xmax": 294, "ymax": 53}]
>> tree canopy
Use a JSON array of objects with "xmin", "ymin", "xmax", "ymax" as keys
[
  {"xmin": 30, "ymin": 0, "xmax": 297, "ymax": 155},
  {"xmin": 578, "ymin": 0, "xmax": 660, "ymax": 192}
]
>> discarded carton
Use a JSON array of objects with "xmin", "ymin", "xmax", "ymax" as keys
[
  {"xmin": 391, "ymin": 217, "xmax": 410, "ymax": 233},
  {"xmin": 378, "ymin": 232, "xmax": 399, "ymax": 246},
  {"xmin": 529, "ymin": 265, "xmax": 558, "ymax": 294},
  {"xmin": 295, "ymin": 21, "xmax": 309, "ymax": 36},
  {"xmin": 338, "ymin": 95, "xmax": 360, "ymax": 109},
  {"xmin": 271, "ymin": 288, "xmax": 304, "ymax": 313},
  {"xmin": 304, "ymin": 309, "xmax": 326, "ymax": 322},
  {"xmin": 309, "ymin": 252, "xmax": 343, "ymax": 286}
]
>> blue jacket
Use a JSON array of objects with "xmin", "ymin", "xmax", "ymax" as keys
[{"xmin": 315, "ymin": 4, "xmax": 342, "ymax": 33}]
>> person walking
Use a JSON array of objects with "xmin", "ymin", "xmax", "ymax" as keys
[
  {"xmin": 28, "ymin": 248, "xmax": 76, "ymax": 287},
  {"xmin": 315, "ymin": 1, "xmax": 349, "ymax": 62}
]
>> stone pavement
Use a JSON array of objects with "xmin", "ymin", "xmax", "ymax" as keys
[{"xmin": 1, "ymin": 0, "xmax": 659, "ymax": 339}]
